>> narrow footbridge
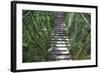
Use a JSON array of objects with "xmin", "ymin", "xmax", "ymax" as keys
[{"xmin": 50, "ymin": 12, "xmax": 71, "ymax": 60}]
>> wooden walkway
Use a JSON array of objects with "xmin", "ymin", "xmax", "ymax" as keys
[{"xmin": 50, "ymin": 12, "xmax": 71, "ymax": 60}]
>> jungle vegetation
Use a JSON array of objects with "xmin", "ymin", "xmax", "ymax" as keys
[{"xmin": 22, "ymin": 10, "xmax": 91, "ymax": 62}]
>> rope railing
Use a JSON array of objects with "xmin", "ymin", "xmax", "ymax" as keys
[{"xmin": 81, "ymin": 13, "xmax": 91, "ymax": 28}]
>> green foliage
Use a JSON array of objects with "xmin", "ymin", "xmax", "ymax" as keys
[
  {"xmin": 65, "ymin": 12, "xmax": 91, "ymax": 60},
  {"xmin": 22, "ymin": 10, "xmax": 54, "ymax": 62}
]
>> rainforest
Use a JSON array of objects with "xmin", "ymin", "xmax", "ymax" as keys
[{"xmin": 22, "ymin": 10, "xmax": 91, "ymax": 62}]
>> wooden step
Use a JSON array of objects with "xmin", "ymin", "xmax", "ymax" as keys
[
  {"xmin": 54, "ymin": 17, "xmax": 64, "ymax": 20},
  {"xmin": 51, "ymin": 41, "xmax": 69, "ymax": 44},
  {"xmin": 55, "ymin": 12, "xmax": 64, "ymax": 15},
  {"xmin": 55, "ymin": 55, "xmax": 70, "ymax": 59},
  {"xmin": 50, "ymin": 42, "xmax": 69, "ymax": 44},
  {"xmin": 53, "ymin": 53, "xmax": 70, "ymax": 55},
  {"xmin": 55, "ymin": 15, "xmax": 64, "ymax": 17},
  {"xmin": 55, "ymin": 20, "xmax": 64, "ymax": 23},
  {"xmin": 51, "ymin": 34, "xmax": 66, "ymax": 36},
  {"xmin": 50, "ymin": 36, "xmax": 66, "ymax": 38},
  {"xmin": 52, "ymin": 46, "xmax": 69, "ymax": 48},
  {"xmin": 53, "ymin": 51, "xmax": 69, "ymax": 54},
  {"xmin": 55, "ymin": 22, "xmax": 65, "ymax": 24},
  {"xmin": 55, "ymin": 15, "xmax": 64, "ymax": 19},
  {"xmin": 50, "ymin": 39, "xmax": 69, "ymax": 41},
  {"xmin": 54, "ymin": 26, "xmax": 65, "ymax": 28},
  {"xmin": 50, "ymin": 40, "xmax": 69, "ymax": 42},
  {"xmin": 52, "ymin": 47, "xmax": 69, "ymax": 50},
  {"xmin": 50, "ymin": 40, "xmax": 69, "ymax": 43},
  {"xmin": 53, "ymin": 49, "xmax": 69, "ymax": 52},
  {"xmin": 54, "ymin": 28, "xmax": 65, "ymax": 30},
  {"xmin": 55, "ymin": 23, "xmax": 65, "ymax": 25},
  {"xmin": 50, "ymin": 56, "xmax": 71, "ymax": 60},
  {"xmin": 54, "ymin": 30, "xmax": 66, "ymax": 32},
  {"xmin": 52, "ymin": 50, "xmax": 68, "ymax": 51},
  {"xmin": 50, "ymin": 55, "xmax": 70, "ymax": 58},
  {"xmin": 50, "ymin": 43, "xmax": 70, "ymax": 45},
  {"xmin": 54, "ymin": 32, "xmax": 66, "ymax": 34},
  {"xmin": 55, "ymin": 44, "xmax": 71, "ymax": 47},
  {"xmin": 50, "ymin": 35, "xmax": 68, "ymax": 37},
  {"xmin": 54, "ymin": 58, "xmax": 71, "ymax": 60},
  {"xmin": 54, "ymin": 30, "xmax": 65, "ymax": 32}
]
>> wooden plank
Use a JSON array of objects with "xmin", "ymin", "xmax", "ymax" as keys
[
  {"xmin": 53, "ymin": 51, "xmax": 69, "ymax": 54},
  {"xmin": 50, "ymin": 39, "xmax": 69, "ymax": 41},
  {"xmin": 52, "ymin": 47, "xmax": 69, "ymax": 50}
]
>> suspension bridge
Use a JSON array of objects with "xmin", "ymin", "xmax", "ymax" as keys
[{"xmin": 49, "ymin": 12, "xmax": 71, "ymax": 60}]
